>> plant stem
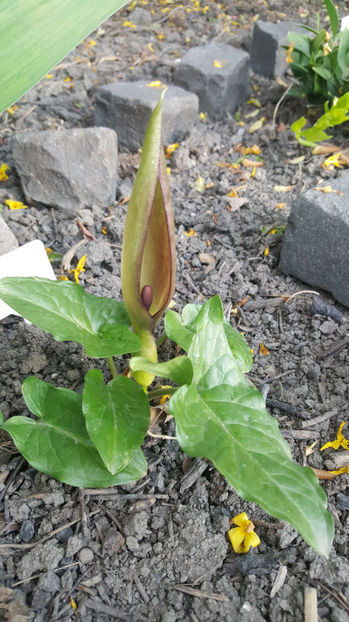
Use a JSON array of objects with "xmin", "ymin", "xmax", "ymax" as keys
[
  {"xmin": 156, "ymin": 332, "xmax": 168, "ymax": 347},
  {"xmin": 106, "ymin": 357, "xmax": 117, "ymax": 379},
  {"xmin": 147, "ymin": 386, "xmax": 177, "ymax": 401}
]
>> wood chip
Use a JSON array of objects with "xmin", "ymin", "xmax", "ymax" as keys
[
  {"xmin": 302, "ymin": 411, "xmax": 338, "ymax": 428},
  {"xmin": 223, "ymin": 196, "xmax": 248, "ymax": 211},
  {"xmin": 304, "ymin": 586, "xmax": 318, "ymax": 622},
  {"xmin": 281, "ymin": 429, "xmax": 320, "ymax": 440},
  {"xmin": 270, "ymin": 565, "xmax": 287, "ymax": 598},
  {"xmin": 171, "ymin": 585, "xmax": 229, "ymax": 601}
]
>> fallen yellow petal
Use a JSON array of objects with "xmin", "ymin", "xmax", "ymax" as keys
[
  {"xmin": 184, "ymin": 229, "xmax": 197, "ymax": 237},
  {"xmin": 146, "ymin": 80, "xmax": 166, "ymax": 89},
  {"xmin": 0, "ymin": 163, "xmax": 9, "ymax": 182},
  {"xmin": 5, "ymin": 199, "xmax": 28, "ymax": 210},
  {"xmin": 165, "ymin": 143, "xmax": 179, "ymax": 159},
  {"xmin": 329, "ymin": 466, "xmax": 349, "ymax": 476},
  {"xmin": 248, "ymin": 117, "xmax": 265, "ymax": 134},
  {"xmin": 321, "ymin": 422, "xmax": 349, "ymax": 451},
  {"xmin": 228, "ymin": 512, "xmax": 260, "ymax": 554},
  {"xmin": 213, "ymin": 59, "xmax": 227, "ymax": 68},
  {"xmin": 259, "ymin": 342, "xmax": 270, "ymax": 356}
]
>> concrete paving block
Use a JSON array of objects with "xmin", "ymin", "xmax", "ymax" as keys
[
  {"xmin": 0, "ymin": 216, "xmax": 18, "ymax": 255},
  {"xmin": 173, "ymin": 42, "xmax": 250, "ymax": 120},
  {"xmin": 251, "ymin": 20, "xmax": 297, "ymax": 77},
  {"xmin": 94, "ymin": 81, "xmax": 199, "ymax": 152},
  {"xmin": 12, "ymin": 127, "xmax": 118, "ymax": 215},
  {"xmin": 279, "ymin": 173, "xmax": 349, "ymax": 307}
]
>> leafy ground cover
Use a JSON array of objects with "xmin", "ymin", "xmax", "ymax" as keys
[{"xmin": 0, "ymin": 1, "xmax": 348, "ymax": 620}]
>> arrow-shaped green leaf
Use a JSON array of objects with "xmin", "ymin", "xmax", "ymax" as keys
[
  {"xmin": 0, "ymin": 277, "xmax": 140, "ymax": 357},
  {"xmin": 168, "ymin": 296, "xmax": 334, "ymax": 557},
  {"xmin": 82, "ymin": 370, "xmax": 150, "ymax": 475},
  {"xmin": 1, "ymin": 377, "xmax": 147, "ymax": 488}
]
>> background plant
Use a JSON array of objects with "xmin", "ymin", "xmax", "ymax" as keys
[
  {"xmin": 291, "ymin": 91, "xmax": 349, "ymax": 146},
  {"xmin": 287, "ymin": 0, "xmax": 349, "ymax": 106}
]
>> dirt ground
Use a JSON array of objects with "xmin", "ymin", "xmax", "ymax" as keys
[{"xmin": 0, "ymin": 1, "xmax": 348, "ymax": 620}]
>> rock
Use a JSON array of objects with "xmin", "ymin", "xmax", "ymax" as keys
[
  {"xmin": 280, "ymin": 174, "xmax": 349, "ymax": 308},
  {"xmin": 94, "ymin": 81, "xmax": 199, "ymax": 152},
  {"xmin": 66, "ymin": 534, "xmax": 84, "ymax": 556},
  {"xmin": 12, "ymin": 128, "xmax": 118, "ymax": 215},
  {"xmin": 0, "ymin": 216, "xmax": 18, "ymax": 255},
  {"xmin": 19, "ymin": 519, "xmax": 35, "ymax": 543},
  {"xmin": 16, "ymin": 542, "xmax": 64, "ymax": 580},
  {"xmin": 251, "ymin": 21, "xmax": 298, "ymax": 77},
  {"xmin": 173, "ymin": 42, "xmax": 250, "ymax": 120}
]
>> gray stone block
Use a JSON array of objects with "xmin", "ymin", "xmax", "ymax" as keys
[
  {"xmin": 94, "ymin": 81, "xmax": 198, "ymax": 152},
  {"xmin": 173, "ymin": 42, "xmax": 250, "ymax": 120},
  {"xmin": 251, "ymin": 20, "xmax": 298, "ymax": 77},
  {"xmin": 0, "ymin": 216, "xmax": 18, "ymax": 255},
  {"xmin": 279, "ymin": 173, "xmax": 349, "ymax": 307},
  {"xmin": 12, "ymin": 127, "xmax": 118, "ymax": 215}
]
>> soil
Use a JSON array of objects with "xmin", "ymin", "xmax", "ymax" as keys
[{"xmin": 0, "ymin": 1, "xmax": 349, "ymax": 621}]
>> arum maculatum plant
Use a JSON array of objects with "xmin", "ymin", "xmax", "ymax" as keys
[{"xmin": 0, "ymin": 96, "xmax": 334, "ymax": 557}]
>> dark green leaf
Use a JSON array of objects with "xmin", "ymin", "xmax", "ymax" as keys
[
  {"xmin": 323, "ymin": 0, "xmax": 338, "ymax": 39},
  {"xmin": 288, "ymin": 32, "xmax": 310, "ymax": 57},
  {"xmin": 0, "ymin": 277, "xmax": 140, "ymax": 357},
  {"xmin": 82, "ymin": 370, "xmax": 150, "ymax": 474},
  {"xmin": 130, "ymin": 355, "xmax": 193, "ymax": 386},
  {"xmin": 168, "ymin": 296, "xmax": 334, "ymax": 557},
  {"xmin": 338, "ymin": 30, "xmax": 349, "ymax": 75},
  {"xmin": 312, "ymin": 65, "xmax": 332, "ymax": 81},
  {"xmin": 1, "ymin": 377, "xmax": 147, "ymax": 487}
]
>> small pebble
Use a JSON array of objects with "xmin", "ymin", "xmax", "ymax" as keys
[
  {"xmin": 19, "ymin": 519, "xmax": 35, "ymax": 543},
  {"xmin": 126, "ymin": 536, "xmax": 139, "ymax": 553},
  {"xmin": 319, "ymin": 320, "xmax": 337, "ymax": 335},
  {"xmin": 337, "ymin": 493, "xmax": 349, "ymax": 511},
  {"xmin": 56, "ymin": 525, "xmax": 73, "ymax": 543},
  {"xmin": 103, "ymin": 528, "xmax": 125, "ymax": 554},
  {"xmin": 78, "ymin": 547, "xmax": 94, "ymax": 564}
]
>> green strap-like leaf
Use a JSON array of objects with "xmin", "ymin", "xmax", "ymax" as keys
[
  {"xmin": 82, "ymin": 370, "xmax": 150, "ymax": 475},
  {"xmin": 2, "ymin": 377, "xmax": 147, "ymax": 487},
  {"xmin": 168, "ymin": 296, "xmax": 334, "ymax": 557},
  {"xmin": 130, "ymin": 355, "xmax": 193, "ymax": 386},
  {"xmin": 0, "ymin": 277, "xmax": 140, "ymax": 357},
  {"xmin": 0, "ymin": 0, "xmax": 130, "ymax": 113},
  {"xmin": 338, "ymin": 30, "xmax": 349, "ymax": 76},
  {"xmin": 323, "ymin": 0, "xmax": 338, "ymax": 39}
]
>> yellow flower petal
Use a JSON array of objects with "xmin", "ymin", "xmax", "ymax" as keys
[
  {"xmin": 231, "ymin": 511, "xmax": 249, "ymax": 527},
  {"xmin": 0, "ymin": 163, "xmax": 9, "ymax": 182},
  {"xmin": 5, "ymin": 199, "xmax": 28, "ymax": 210},
  {"xmin": 321, "ymin": 422, "xmax": 349, "ymax": 451},
  {"xmin": 228, "ymin": 526, "xmax": 246, "ymax": 553}
]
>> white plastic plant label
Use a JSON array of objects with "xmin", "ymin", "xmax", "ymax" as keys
[
  {"xmin": 341, "ymin": 16, "xmax": 349, "ymax": 31},
  {"xmin": 0, "ymin": 240, "xmax": 56, "ymax": 320}
]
